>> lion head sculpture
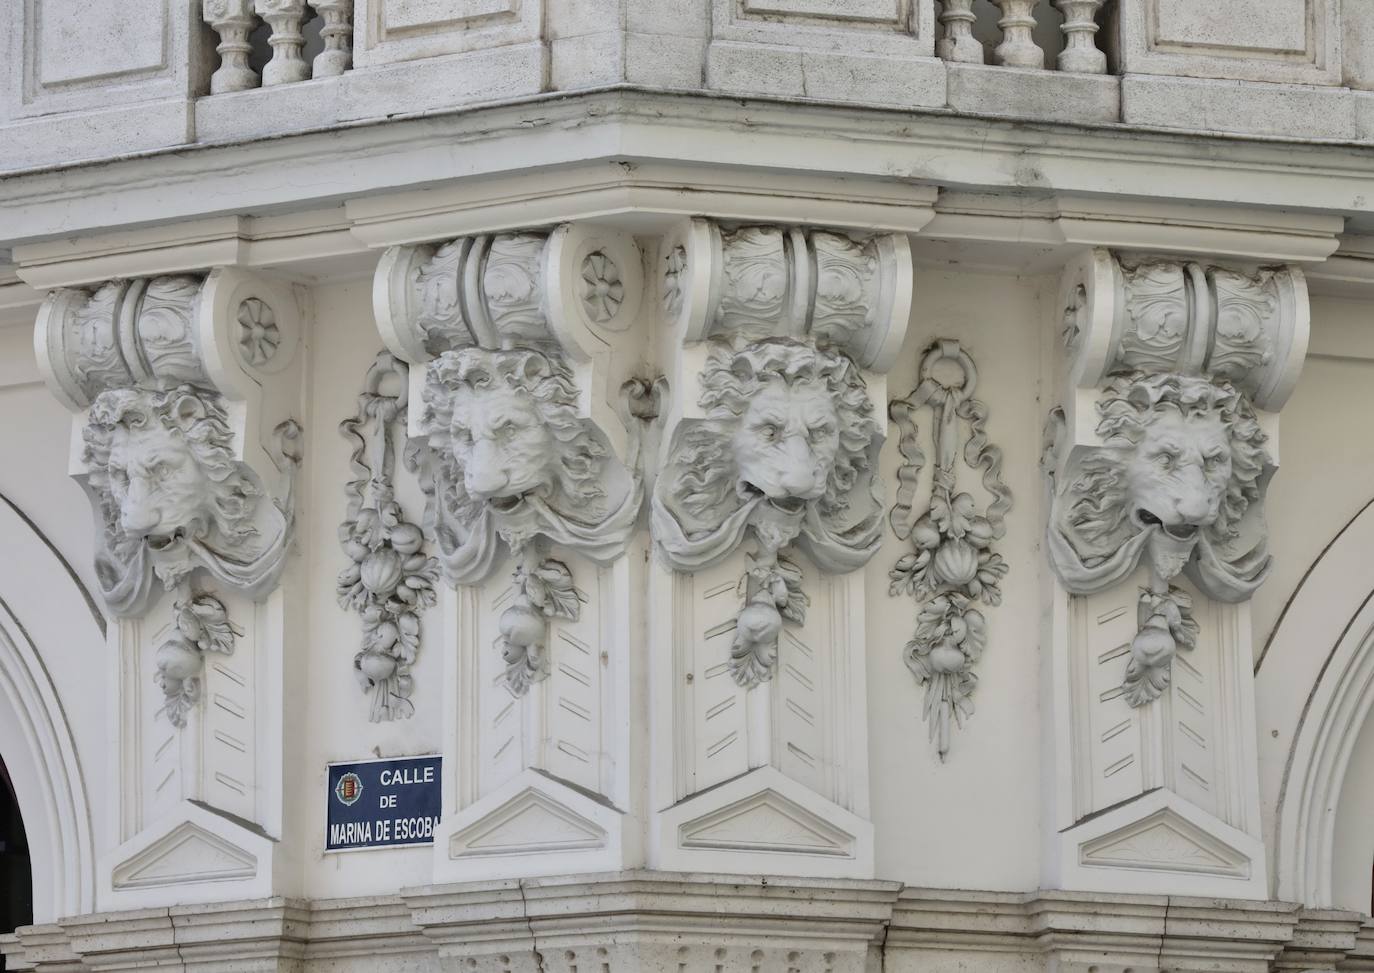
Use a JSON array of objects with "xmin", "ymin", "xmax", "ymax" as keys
[
  {"xmin": 1051, "ymin": 370, "xmax": 1272, "ymax": 601},
  {"xmin": 654, "ymin": 337, "xmax": 881, "ymax": 572},
  {"xmin": 84, "ymin": 385, "xmax": 260, "ymax": 583},
  {"xmin": 416, "ymin": 346, "xmax": 640, "ymax": 590},
  {"xmin": 420, "ymin": 347, "xmax": 610, "ymax": 522}
]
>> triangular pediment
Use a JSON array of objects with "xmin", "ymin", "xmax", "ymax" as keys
[
  {"xmin": 112, "ymin": 822, "xmax": 256, "ymax": 889},
  {"xmin": 679, "ymin": 788, "xmax": 854, "ymax": 858},
  {"xmin": 1080, "ymin": 808, "xmax": 1250, "ymax": 878},
  {"xmin": 450, "ymin": 787, "xmax": 606, "ymax": 858}
]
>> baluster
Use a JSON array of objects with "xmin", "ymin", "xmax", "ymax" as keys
[
  {"xmin": 937, "ymin": 0, "xmax": 985, "ymax": 63},
  {"xmin": 203, "ymin": 0, "xmax": 260, "ymax": 93},
  {"xmin": 1055, "ymin": 0, "xmax": 1106, "ymax": 73},
  {"xmin": 308, "ymin": 0, "xmax": 353, "ymax": 78},
  {"xmin": 255, "ymin": 0, "xmax": 310, "ymax": 85},
  {"xmin": 991, "ymin": 0, "xmax": 1044, "ymax": 69}
]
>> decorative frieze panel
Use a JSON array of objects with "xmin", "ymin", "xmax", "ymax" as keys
[
  {"xmin": 34, "ymin": 267, "xmax": 306, "ymax": 910},
  {"xmin": 1110, "ymin": 0, "xmax": 1339, "ymax": 86},
  {"xmin": 648, "ymin": 218, "xmax": 911, "ymax": 878},
  {"xmin": 373, "ymin": 222, "xmax": 648, "ymax": 880},
  {"xmin": 1042, "ymin": 248, "xmax": 1306, "ymax": 898}
]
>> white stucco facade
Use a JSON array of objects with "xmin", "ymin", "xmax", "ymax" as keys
[{"xmin": 5, "ymin": 1, "xmax": 1374, "ymax": 970}]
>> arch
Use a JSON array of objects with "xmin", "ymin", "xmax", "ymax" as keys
[
  {"xmin": 0, "ymin": 493, "xmax": 98, "ymax": 921},
  {"xmin": 1262, "ymin": 496, "xmax": 1374, "ymax": 908}
]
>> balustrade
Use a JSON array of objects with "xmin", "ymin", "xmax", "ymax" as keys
[
  {"xmin": 203, "ymin": 0, "xmax": 353, "ymax": 93},
  {"xmin": 936, "ymin": 0, "xmax": 1106, "ymax": 75}
]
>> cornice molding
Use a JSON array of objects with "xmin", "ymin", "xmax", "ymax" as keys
[{"xmin": 5, "ymin": 90, "xmax": 1374, "ymax": 251}]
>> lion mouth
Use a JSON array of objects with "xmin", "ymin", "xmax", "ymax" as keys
[
  {"xmin": 487, "ymin": 493, "xmax": 531, "ymax": 514},
  {"xmin": 768, "ymin": 497, "xmax": 807, "ymax": 515},
  {"xmin": 145, "ymin": 526, "xmax": 190, "ymax": 551},
  {"xmin": 1135, "ymin": 509, "xmax": 1199, "ymax": 541}
]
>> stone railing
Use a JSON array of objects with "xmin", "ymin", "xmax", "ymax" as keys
[
  {"xmin": 204, "ymin": 0, "xmax": 353, "ymax": 93},
  {"xmin": 937, "ymin": 0, "xmax": 1105, "ymax": 73}
]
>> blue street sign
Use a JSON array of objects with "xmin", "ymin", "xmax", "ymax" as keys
[{"xmin": 325, "ymin": 754, "xmax": 442, "ymax": 852}]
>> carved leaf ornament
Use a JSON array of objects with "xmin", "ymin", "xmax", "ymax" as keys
[{"xmin": 889, "ymin": 340, "xmax": 1012, "ymax": 759}]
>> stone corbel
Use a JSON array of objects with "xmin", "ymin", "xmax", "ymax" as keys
[
  {"xmin": 32, "ymin": 268, "xmax": 305, "ymax": 909},
  {"xmin": 1041, "ymin": 247, "xmax": 1308, "ymax": 898},
  {"xmin": 652, "ymin": 218, "xmax": 912, "ymax": 686},
  {"xmin": 35, "ymin": 271, "xmax": 304, "ymax": 618},
  {"xmin": 371, "ymin": 223, "xmax": 648, "ymax": 881},
  {"xmin": 647, "ymin": 218, "xmax": 911, "ymax": 879}
]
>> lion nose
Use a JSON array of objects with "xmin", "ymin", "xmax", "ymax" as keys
[
  {"xmin": 1172, "ymin": 470, "xmax": 1214, "ymax": 523},
  {"xmin": 119, "ymin": 479, "xmax": 162, "ymax": 536},
  {"xmin": 777, "ymin": 436, "xmax": 822, "ymax": 497},
  {"xmin": 464, "ymin": 441, "xmax": 509, "ymax": 498}
]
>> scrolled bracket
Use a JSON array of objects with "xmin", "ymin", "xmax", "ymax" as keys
[
  {"xmin": 651, "ymin": 217, "xmax": 913, "ymax": 688},
  {"xmin": 1046, "ymin": 248, "xmax": 1308, "ymax": 705},
  {"xmin": 372, "ymin": 222, "xmax": 646, "ymax": 697},
  {"xmin": 34, "ymin": 269, "xmax": 306, "ymax": 618}
]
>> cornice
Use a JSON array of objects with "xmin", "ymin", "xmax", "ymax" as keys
[{"xmin": 5, "ymin": 89, "xmax": 1374, "ymax": 251}]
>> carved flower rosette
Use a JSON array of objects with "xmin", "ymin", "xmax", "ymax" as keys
[
  {"xmin": 889, "ymin": 340, "xmax": 1012, "ymax": 759},
  {"xmin": 338, "ymin": 352, "xmax": 439, "ymax": 722}
]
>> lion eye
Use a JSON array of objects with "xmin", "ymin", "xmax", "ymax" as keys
[
  {"xmin": 1155, "ymin": 451, "xmax": 1177, "ymax": 470},
  {"xmin": 759, "ymin": 423, "xmax": 781, "ymax": 443},
  {"xmin": 1204, "ymin": 452, "xmax": 1225, "ymax": 469},
  {"xmin": 810, "ymin": 425, "xmax": 835, "ymax": 444}
]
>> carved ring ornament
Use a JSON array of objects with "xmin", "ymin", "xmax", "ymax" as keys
[{"xmin": 1047, "ymin": 250, "xmax": 1306, "ymax": 705}]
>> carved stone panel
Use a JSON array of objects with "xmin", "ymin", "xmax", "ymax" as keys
[{"xmin": 1111, "ymin": 0, "xmax": 1339, "ymax": 85}]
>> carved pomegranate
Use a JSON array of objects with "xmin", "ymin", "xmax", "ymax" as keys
[
  {"xmin": 932, "ymin": 538, "xmax": 979, "ymax": 586},
  {"xmin": 361, "ymin": 548, "xmax": 403, "ymax": 593},
  {"xmin": 155, "ymin": 637, "xmax": 202, "ymax": 681},
  {"xmin": 1129, "ymin": 621, "xmax": 1176, "ymax": 669},
  {"xmin": 358, "ymin": 651, "xmax": 397, "ymax": 682},
  {"xmin": 928, "ymin": 643, "xmax": 967, "ymax": 674},
  {"xmin": 499, "ymin": 604, "xmax": 544, "ymax": 648},
  {"xmin": 390, "ymin": 523, "xmax": 424, "ymax": 555},
  {"xmin": 735, "ymin": 599, "xmax": 782, "ymax": 645}
]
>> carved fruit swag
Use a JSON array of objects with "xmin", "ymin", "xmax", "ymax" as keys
[
  {"xmin": 153, "ymin": 591, "xmax": 240, "ymax": 728},
  {"xmin": 338, "ymin": 352, "xmax": 439, "ymax": 722},
  {"xmin": 889, "ymin": 340, "xmax": 1012, "ymax": 760}
]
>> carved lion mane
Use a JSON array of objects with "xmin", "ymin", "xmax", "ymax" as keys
[
  {"xmin": 421, "ymin": 347, "xmax": 609, "ymax": 521},
  {"xmin": 1066, "ymin": 371, "xmax": 1268, "ymax": 548},
  {"xmin": 672, "ymin": 337, "xmax": 876, "ymax": 523},
  {"xmin": 83, "ymin": 384, "xmax": 259, "ymax": 557}
]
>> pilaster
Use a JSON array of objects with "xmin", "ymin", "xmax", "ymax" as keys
[
  {"xmin": 29, "ymin": 265, "xmax": 308, "ymax": 911},
  {"xmin": 1041, "ymin": 247, "xmax": 1310, "ymax": 898}
]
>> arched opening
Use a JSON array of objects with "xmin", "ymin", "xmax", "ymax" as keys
[
  {"xmin": 1261, "ymin": 496, "xmax": 1374, "ymax": 909},
  {"xmin": 0, "ymin": 754, "xmax": 32, "ymax": 966}
]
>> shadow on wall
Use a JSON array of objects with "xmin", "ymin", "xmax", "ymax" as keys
[{"xmin": 0, "ymin": 755, "xmax": 32, "ymax": 971}]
